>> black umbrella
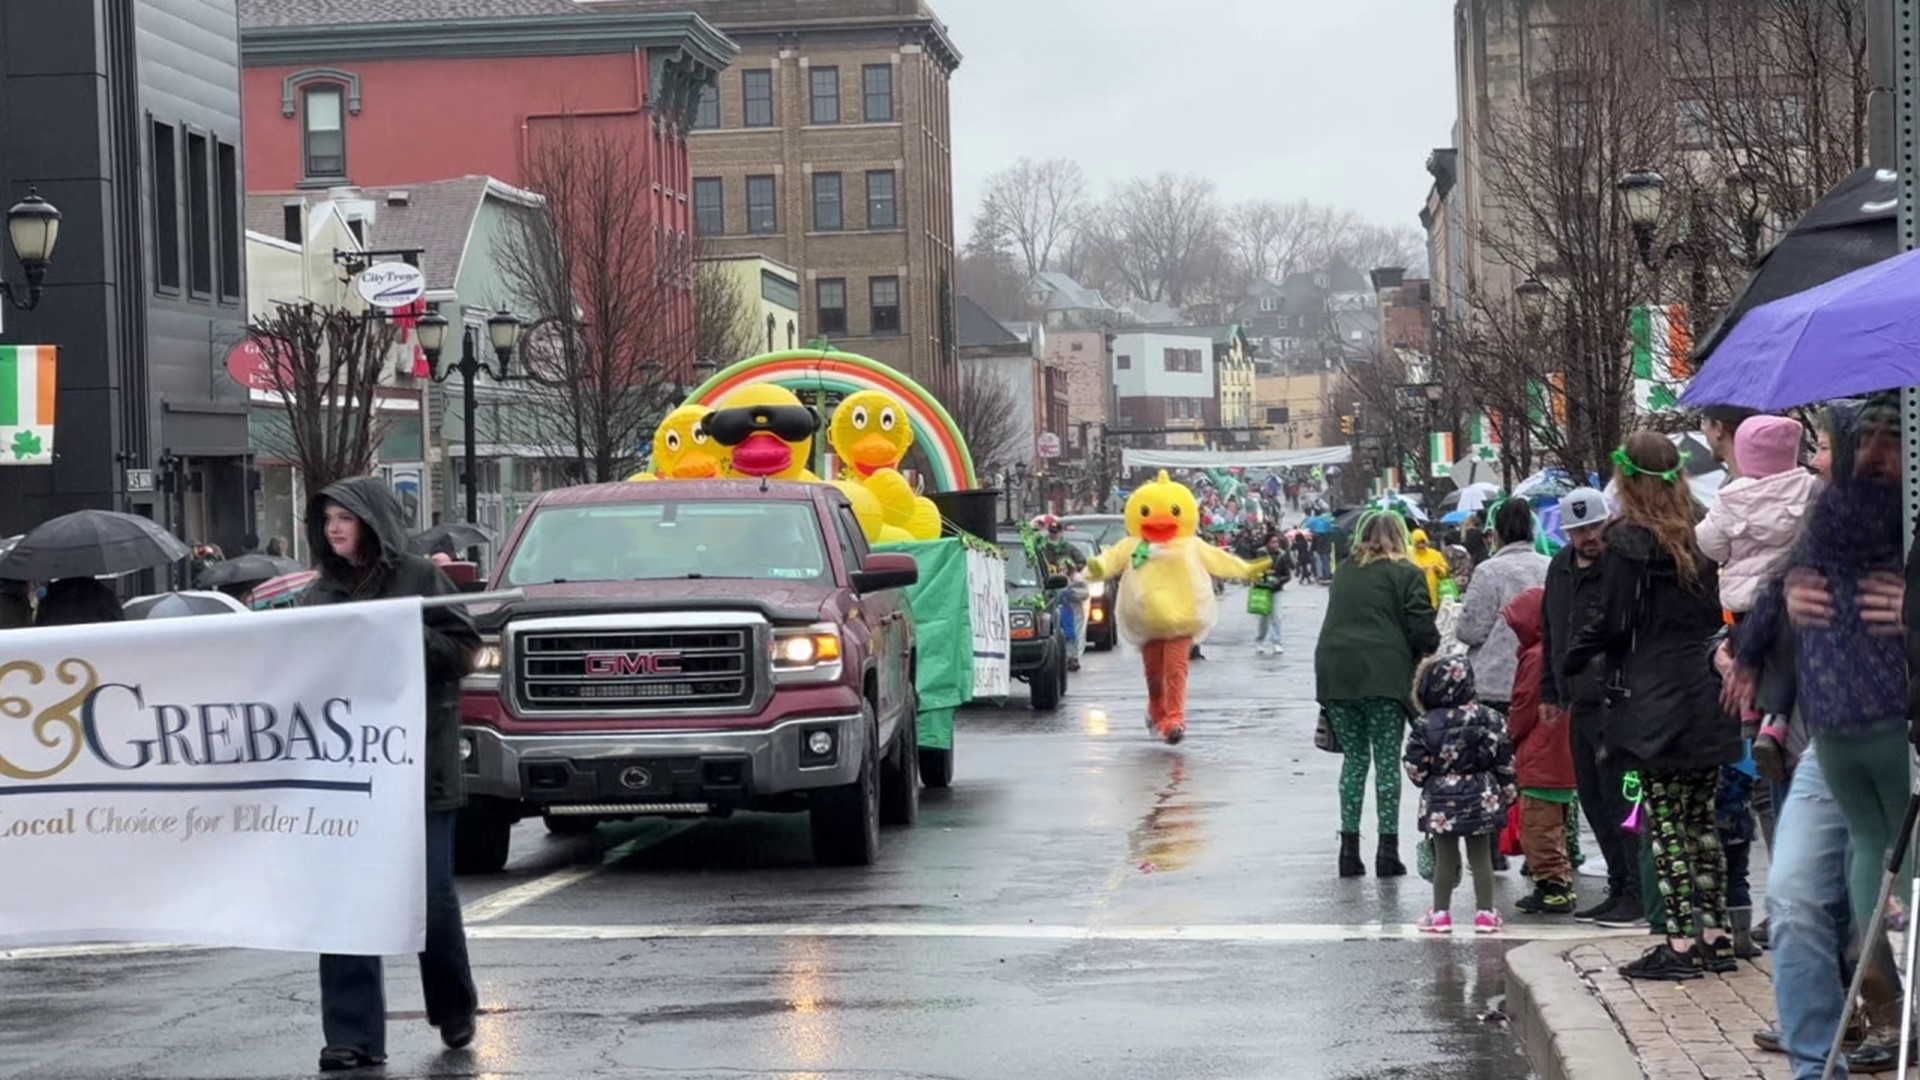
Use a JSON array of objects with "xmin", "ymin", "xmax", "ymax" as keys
[
  {"xmin": 1694, "ymin": 167, "xmax": 1898, "ymax": 366},
  {"xmin": 0, "ymin": 510, "xmax": 190, "ymax": 580},
  {"xmin": 124, "ymin": 591, "xmax": 251, "ymax": 619},
  {"xmin": 197, "ymin": 553, "xmax": 303, "ymax": 589},
  {"xmin": 408, "ymin": 522, "xmax": 492, "ymax": 556}
]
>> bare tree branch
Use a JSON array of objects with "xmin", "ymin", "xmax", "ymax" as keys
[
  {"xmin": 949, "ymin": 363, "xmax": 1028, "ymax": 478},
  {"xmin": 247, "ymin": 302, "xmax": 397, "ymax": 493},
  {"xmin": 694, "ymin": 239, "xmax": 760, "ymax": 366},
  {"xmin": 494, "ymin": 119, "xmax": 690, "ymax": 484},
  {"xmin": 969, "ymin": 157, "xmax": 1090, "ymax": 279},
  {"xmin": 1083, "ymin": 173, "xmax": 1226, "ymax": 306}
]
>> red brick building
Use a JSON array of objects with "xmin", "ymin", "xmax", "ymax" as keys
[{"xmin": 238, "ymin": 0, "xmax": 736, "ymax": 362}]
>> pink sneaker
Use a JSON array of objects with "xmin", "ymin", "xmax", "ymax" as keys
[
  {"xmin": 1475, "ymin": 910, "xmax": 1504, "ymax": 935},
  {"xmin": 1417, "ymin": 908, "xmax": 1452, "ymax": 935}
]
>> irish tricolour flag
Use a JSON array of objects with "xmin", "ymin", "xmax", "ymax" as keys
[{"xmin": 0, "ymin": 345, "xmax": 57, "ymax": 465}]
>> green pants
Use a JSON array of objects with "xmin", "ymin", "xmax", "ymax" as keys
[
  {"xmin": 1327, "ymin": 697, "xmax": 1406, "ymax": 835},
  {"xmin": 1814, "ymin": 726, "xmax": 1915, "ymax": 931}
]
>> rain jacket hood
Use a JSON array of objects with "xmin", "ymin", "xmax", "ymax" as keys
[
  {"xmin": 307, "ymin": 476, "xmax": 410, "ymax": 574},
  {"xmin": 1417, "ymin": 654, "xmax": 1476, "ymax": 710},
  {"xmin": 1506, "ymin": 584, "xmax": 1544, "ymax": 650}
]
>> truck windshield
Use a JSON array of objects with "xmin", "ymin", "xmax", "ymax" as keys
[
  {"xmin": 999, "ymin": 542, "xmax": 1042, "ymax": 589},
  {"xmin": 502, "ymin": 500, "xmax": 830, "ymax": 585}
]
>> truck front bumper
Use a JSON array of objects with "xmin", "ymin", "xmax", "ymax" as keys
[{"xmin": 461, "ymin": 712, "xmax": 867, "ymax": 809}]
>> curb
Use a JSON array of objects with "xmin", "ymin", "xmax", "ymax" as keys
[{"xmin": 1506, "ymin": 939, "xmax": 1646, "ymax": 1080}]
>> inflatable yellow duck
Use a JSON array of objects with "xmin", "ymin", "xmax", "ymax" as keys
[
  {"xmin": 828, "ymin": 391, "xmax": 940, "ymax": 539},
  {"xmin": 705, "ymin": 384, "xmax": 820, "ymax": 482},
  {"xmin": 1085, "ymin": 470, "xmax": 1268, "ymax": 744},
  {"xmin": 629, "ymin": 404, "xmax": 725, "ymax": 482}
]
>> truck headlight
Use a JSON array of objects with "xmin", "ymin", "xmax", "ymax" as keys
[
  {"xmin": 1009, "ymin": 609, "xmax": 1036, "ymax": 640},
  {"xmin": 463, "ymin": 635, "xmax": 503, "ymax": 691},
  {"xmin": 772, "ymin": 624, "xmax": 843, "ymax": 685},
  {"xmin": 1087, "ymin": 580, "xmax": 1105, "ymax": 599}
]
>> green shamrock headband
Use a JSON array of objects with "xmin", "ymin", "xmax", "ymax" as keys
[{"xmin": 1611, "ymin": 445, "xmax": 1688, "ymax": 484}]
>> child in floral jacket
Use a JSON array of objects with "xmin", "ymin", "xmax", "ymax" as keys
[{"xmin": 1405, "ymin": 654, "xmax": 1518, "ymax": 935}]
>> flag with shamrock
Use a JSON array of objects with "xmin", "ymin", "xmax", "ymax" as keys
[{"xmin": 0, "ymin": 345, "xmax": 55, "ymax": 465}]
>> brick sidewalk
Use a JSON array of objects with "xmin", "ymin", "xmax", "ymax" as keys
[{"xmin": 1566, "ymin": 938, "xmax": 1789, "ymax": 1080}]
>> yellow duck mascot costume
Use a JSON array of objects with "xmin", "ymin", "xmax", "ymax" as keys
[
  {"xmin": 1085, "ymin": 471, "xmax": 1269, "ymax": 744},
  {"xmin": 629, "ymin": 404, "xmax": 726, "ymax": 482},
  {"xmin": 828, "ymin": 391, "xmax": 941, "ymax": 540},
  {"xmin": 704, "ymin": 384, "xmax": 821, "ymax": 481}
]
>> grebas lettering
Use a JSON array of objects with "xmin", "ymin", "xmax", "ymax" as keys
[{"xmin": 76, "ymin": 684, "xmax": 394, "ymax": 772}]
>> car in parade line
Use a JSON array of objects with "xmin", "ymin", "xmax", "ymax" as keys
[
  {"xmin": 1061, "ymin": 514, "xmax": 1126, "ymax": 651},
  {"xmin": 996, "ymin": 530, "xmax": 1070, "ymax": 711},
  {"xmin": 453, "ymin": 480, "xmax": 922, "ymax": 873}
]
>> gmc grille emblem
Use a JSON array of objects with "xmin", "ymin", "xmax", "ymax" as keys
[{"xmin": 583, "ymin": 651, "xmax": 685, "ymax": 676}]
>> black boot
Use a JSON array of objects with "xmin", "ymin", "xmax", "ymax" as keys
[
  {"xmin": 1338, "ymin": 832, "xmax": 1365, "ymax": 878},
  {"xmin": 1376, "ymin": 834, "xmax": 1406, "ymax": 877}
]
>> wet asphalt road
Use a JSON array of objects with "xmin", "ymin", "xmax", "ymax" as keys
[{"xmin": 0, "ymin": 584, "xmax": 1547, "ymax": 1080}]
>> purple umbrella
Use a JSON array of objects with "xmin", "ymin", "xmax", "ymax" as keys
[{"xmin": 1682, "ymin": 246, "xmax": 1920, "ymax": 411}]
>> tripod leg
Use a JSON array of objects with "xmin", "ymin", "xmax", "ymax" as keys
[
  {"xmin": 1823, "ymin": 787, "xmax": 1920, "ymax": 1080},
  {"xmin": 1900, "ymin": 876, "xmax": 1920, "ymax": 1078}
]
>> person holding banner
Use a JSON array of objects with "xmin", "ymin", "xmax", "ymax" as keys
[{"xmin": 304, "ymin": 477, "xmax": 482, "ymax": 1072}]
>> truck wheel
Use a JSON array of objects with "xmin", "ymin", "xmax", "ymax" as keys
[
  {"xmin": 1031, "ymin": 641, "xmax": 1064, "ymax": 712},
  {"xmin": 879, "ymin": 704, "xmax": 919, "ymax": 827},
  {"xmin": 543, "ymin": 814, "xmax": 599, "ymax": 836},
  {"xmin": 919, "ymin": 746, "xmax": 954, "ymax": 789},
  {"xmin": 811, "ymin": 707, "xmax": 880, "ymax": 866},
  {"xmin": 454, "ymin": 804, "xmax": 514, "ymax": 875}
]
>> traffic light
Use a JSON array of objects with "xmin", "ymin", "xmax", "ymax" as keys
[{"xmin": 1340, "ymin": 415, "xmax": 1354, "ymax": 436}]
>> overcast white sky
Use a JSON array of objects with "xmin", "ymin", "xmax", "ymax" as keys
[{"xmin": 939, "ymin": 0, "xmax": 1457, "ymax": 243}]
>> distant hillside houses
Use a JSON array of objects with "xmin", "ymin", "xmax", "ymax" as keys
[{"xmin": 1023, "ymin": 268, "xmax": 1379, "ymax": 375}]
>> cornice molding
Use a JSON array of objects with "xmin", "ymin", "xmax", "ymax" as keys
[{"xmin": 243, "ymin": 12, "xmax": 738, "ymax": 72}]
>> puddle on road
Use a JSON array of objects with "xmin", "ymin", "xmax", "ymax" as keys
[
  {"xmin": 1126, "ymin": 758, "xmax": 1213, "ymax": 874},
  {"xmin": 625, "ymin": 995, "xmax": 976, "ymax": 1025}
]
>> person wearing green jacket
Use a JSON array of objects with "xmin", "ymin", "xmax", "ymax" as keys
[{"xmin": 1315, "ymin": 511, "xmax": 1442, "ymax": 878}]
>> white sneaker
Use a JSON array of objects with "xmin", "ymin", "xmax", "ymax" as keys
[{"xmin": 1255, "ymin": 643, "xmax": 1270, "ymax": 656}]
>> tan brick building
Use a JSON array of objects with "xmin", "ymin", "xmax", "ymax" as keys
[{"xmin": 624, "ymin": 0, "xmax": 960, "ymax": 401}]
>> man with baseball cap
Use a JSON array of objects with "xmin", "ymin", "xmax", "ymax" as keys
[{"xmin": 1541, "ymin": 486, "xmax": 1644, "ymax": 926}]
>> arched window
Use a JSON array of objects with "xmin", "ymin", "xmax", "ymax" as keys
[{"xmin": 281, "ymin": 69, "xmax": 360, "ymax": 183}]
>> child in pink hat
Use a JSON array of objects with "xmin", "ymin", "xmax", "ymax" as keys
[{"xmin": 1696, "ymin": 414, "xmax": 1817, "ymax": 615}]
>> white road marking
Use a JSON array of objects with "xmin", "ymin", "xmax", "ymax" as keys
[
  {"xmin": 460, "ymin": 832, "xmax": 657, "ymax": 924},
  {"xmin": 465, "ymin": 921, "xmax": 1652, "ymax": 945},
  {"xmin": 0, "ymin": 920, "xmax": 1646, "ymax": 962}
]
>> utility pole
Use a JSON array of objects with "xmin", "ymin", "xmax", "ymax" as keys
[{"xmin": 1876, "ymin": 0, "xmax": 1920, "ymax": 539}]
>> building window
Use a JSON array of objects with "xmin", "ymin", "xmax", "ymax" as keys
[
  {"xmin": 817, "ymin": 278, "xmax": 847, "ymax": 335},
  {"xmin": 863, "ymin": 64, "xmax": 894, "ymax": 122},
  {"xmin": 693, "ymin": 85, "xmax": 719, "ymax": 130},
  {"xmin": 760, "ymin": 269, "xmax": 799, "ymax": 310},
  {"xmin": 1116, "ymin": 354, "xmax": 1131, "ymax": 370},
  {"xmin": 302, "ymin": 84, "xmax": 346, "ymax": 180},
  {"xmin": 1162, "ymin": 347, "xmax": 1201, "ymax": 373},
  {"xmin": 746, "ymin": 175, "xmax": 777, "ymax": 234},
  {"xmin": 1266, "ymin": 406, "xmax": 1290, "ymax": 424},
  {"xmin": 743, "ymin": 70, "xmax": 773, "ymax": 127},
  {"xmin": 812, "ymin": 172, "xmax": 842, "ymax": 231},
  {"xmin": 1070, "ymin": 341, "xmax": 1084, "ymax": 352},
  {"xmin": 870, "ymin": 276, "xmax": 900, "ymax": 334},
  {"xmin": 693, "ymin": 178, "xmax": 724, "ymax": 235},
  {"xmin": 865, "ymin": 170, "xmax": 896, "ymax": 229},
  {"xmin": 217, "ymin": 140, "xmax": 241, "ymax": 301},
  {"xmin": 810, "ymin": 66, "xmax": 840, "ymax": 124},
  {"xmin": 151, "ymin": 120, "xmax": 180, "ymax": 291},
  {"xmin": 1258, "ymin": 296, "xmax": 1277, "ymax": 312},
  {"xmin": 186, "ymin": 131, "xmax": 213, "ymax": 295}
]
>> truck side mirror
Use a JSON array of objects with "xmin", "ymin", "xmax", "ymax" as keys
[
  {"xmin": 1045, "ymin": 574, "xmax": 1071, "ymax": 591},
  {"xmin": 852, "ymin": 552, "xmax": 917, "ymax": 594}
]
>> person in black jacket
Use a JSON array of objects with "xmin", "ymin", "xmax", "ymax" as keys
[
  {"xmin": 304, "ymin": 477, "xmax": 481, "ymax": 1072},
  {"xmin": 1541, "ymin": 487, "xmax": 1640, "ymax": 926},
  {"xmin": 1566, "ymin": 432, "xmax": 1738, "ymax": 982}
]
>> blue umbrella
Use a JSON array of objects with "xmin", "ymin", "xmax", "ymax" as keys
[
  {"xmin": 1304, "ymin": 515, "xmax": 1334, "ymax": 534},
  {"xmin": 1440, "ymin": 509, "xmax": 1470, "ymax": 524},
  {"xmin": 1682, "ymin": 245, "xmax": 1920, "ymax": 410}
]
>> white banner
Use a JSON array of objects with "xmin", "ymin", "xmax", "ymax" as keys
[
  {"xmin": 0, "ymin": 598, "xmax": 427, "ymax": 955},
  {"xmin": 1121, "ymin": 445, "xmax": 1353, "ymax": 471},
  {"xmin": 966, "ymin": 547, "xmax": 1010, "ymax": 698}
]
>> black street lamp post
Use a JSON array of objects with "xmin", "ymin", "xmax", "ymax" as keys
[
  {"xmin": 418, "ymin": 307, "xmax": 525, "ymax": 526},
  {"xmin": 0, "ymin": 189, "xmax": 61, "ymax": 311}
]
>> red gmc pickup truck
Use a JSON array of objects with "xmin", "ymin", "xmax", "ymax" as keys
[{"xmin": 454, "ymin": 480, "xmax": 920, "ymax": 871}]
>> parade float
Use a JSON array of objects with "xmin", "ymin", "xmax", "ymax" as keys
[{"xmin": 655, "ymin": 349, "xmax": 1010, "ymax": 786}]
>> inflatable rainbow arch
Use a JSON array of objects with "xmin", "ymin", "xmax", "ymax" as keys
[{"xmin": 684, "ymin": 349, "xmax": 979, "ymax": 492}]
